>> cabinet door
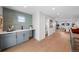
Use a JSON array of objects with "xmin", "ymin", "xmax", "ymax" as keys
[
  {"xmin": 16, "ymin": 32, "xmax": 24, "ymax": 44},
  {"xmin": 0, "ymin": 37, "xmax": 4, "ymax": 49},
  {"xmin": 32, "ymin": 30, "xmax": 35, "ymax": 37},
  {"xmin": 0, "ymin": 39, "xmax": 1, "ymax": 51},
  {"xmin": 29, "ymin": 30, "xmax": 32, "ymax": 37},
  {"xmin": 23, "ymin": 31, "xmax": 29, "ymax": 42},
  {"xmin": 1, "ymin": 33, "xmax": 16, "ymax": 49},
  {"xmin": 29, "ymin": 30, "xmax": 35, "ymax": 38}
]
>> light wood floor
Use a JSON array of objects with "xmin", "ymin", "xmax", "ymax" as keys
[{"xmin": 3, "ymin": 31, "xmax": 72, "ymax": 52}]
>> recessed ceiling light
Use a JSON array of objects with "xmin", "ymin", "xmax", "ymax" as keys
[{"xmin": 52, "ymin": 8, "xmax": 55, "ymax": 10}]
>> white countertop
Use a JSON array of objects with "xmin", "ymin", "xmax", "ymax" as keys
[{"xmin": 0, "ymin": 29, "xmax": 35, "ymax": 34}]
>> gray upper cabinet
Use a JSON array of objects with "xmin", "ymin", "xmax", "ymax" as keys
[{"xmin": 0, "ymin": 33, "xmax": 16, "ymax": 49}]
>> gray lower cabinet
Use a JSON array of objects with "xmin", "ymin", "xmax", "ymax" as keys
[
  {"xmin": 29, "ymin": 30, "xmax": 35, "ymax": 38},
  {"xmin": 29, "ymin": 30, "xmax": 32, "ymax": 37},
  {"xmin": 0, "ymin": 39, "xmax": 1, "ymax": 51},
  {"xmin": 0, "ymin": 30, "xmax": 34, "ymax": 50},
  {"xmin": 23, "ymin": 31, "xmax": 29, "ymax": 42},
  {"xmin": 0, "ymin": 33, "xmax": 16, "ymax": 49},
  {"xmin": 16, "ymin": 31, "xmax": 30, "ymax": 44},
  {"xmin": 16, "ymin": 31, "xmax": 24, "ymax": 44}
]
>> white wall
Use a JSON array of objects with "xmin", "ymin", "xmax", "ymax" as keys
[
  {"xmin": 45, "ymin": 16, "xmax": 56, "ymax": 36},
  {"xmin": 0, "ymin": 6, "xmax": 3, "ymax": 16},
  {"xmin": 33, "ymin": 11, "xmax": 56, "ymax": 41},
  {"xmin": 39, "ymin": 12, "xmax": 45, "ymax": 40},
  {"xmin": 32, "ymin": 11, "xmax": 40, "ymax": 41},
  {"xmin": 32, "ymin": 11, "xmax": 46, "ymax": 41}
]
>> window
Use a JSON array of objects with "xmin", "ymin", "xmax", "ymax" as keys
[{"xmin": 18, "ymin": 16, "xmax": 25, "ymax": 22}]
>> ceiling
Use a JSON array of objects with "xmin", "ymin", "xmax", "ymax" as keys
[{"xmin": 4, "ymin": 6, "xmax": 79, "ymax": 18}]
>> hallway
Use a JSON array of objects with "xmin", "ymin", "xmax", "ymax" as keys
[{"xmin": 3, "ymin": 31, "xmax": 71, "ymax": 52}]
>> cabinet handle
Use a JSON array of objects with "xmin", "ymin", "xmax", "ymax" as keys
[{"xmin": 16, "ymin": 33, "xmax": 17, "ymax": 39}]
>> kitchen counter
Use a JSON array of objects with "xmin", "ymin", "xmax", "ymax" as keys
[
  {"xmin": 0, "ymin": 29, "xmax": 34, "ymax": 34},
  {"xmin": 0, "ymin": 29, "xmax": 35, "ymax": 50}
]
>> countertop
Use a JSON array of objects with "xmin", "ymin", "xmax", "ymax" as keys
[{"xmin": 0, "ymin": 29, "xmax": 35, "ymax": 34}]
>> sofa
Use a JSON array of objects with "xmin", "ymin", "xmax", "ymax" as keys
[{"xmin": 71, "ymin": 28, "xmax": 79, "ymax": 34}]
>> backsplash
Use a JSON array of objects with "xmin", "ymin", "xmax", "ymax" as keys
[{"xmin": 3, "ymin": 7, "xmax": 32, "ymax": 31}]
